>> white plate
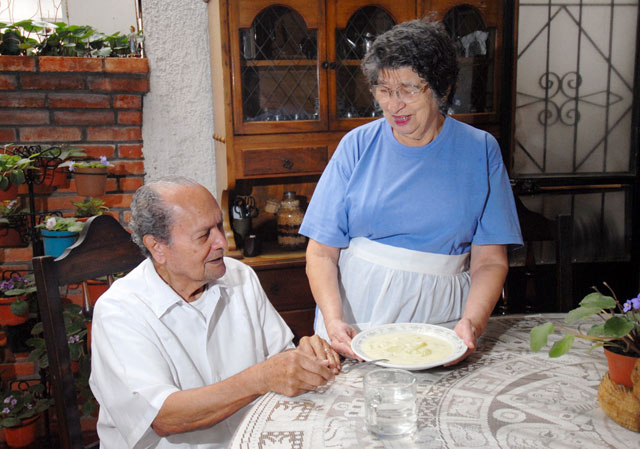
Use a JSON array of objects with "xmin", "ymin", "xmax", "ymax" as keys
[{"xmin": 351, "ymin": 323, "xmax": 467, "ymax": 370}]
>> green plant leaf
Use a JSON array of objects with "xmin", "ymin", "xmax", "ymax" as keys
[
  {"xmin": 0, "ymin": 176, "xmax": 8, "ymax": 191},
  {"xmin": 603, "ymin": 316, "xmax": 635, "ymax": 338},
  {"xmin": 530, "ymin": 322, "xmax": 554, "ymax": 352},
  {"xmin": 549, "ymin": 334, "xmax": 575, "ymax": 357},
  {"xmin": 579, "ymin": 292, "xmax": 616, "ymax": 309},
  {"xmin": 9, "ymin": 169, "xmax": 25, "ymax": 186},
  {"xmin": 587, "ymin": 323, "xmax": 605, "ymax": 336},
  {"xmin": 566, "ymin": 306, "xmax": 603, "ymax": 324},
  {"xmin": 9, "ymin": 299, "xmax": 27, "ymax": 315}
]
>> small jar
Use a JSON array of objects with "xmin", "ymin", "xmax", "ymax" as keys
[{"xmin": 277, "ymin": 191, "xmax": 307, "ymax": 250}]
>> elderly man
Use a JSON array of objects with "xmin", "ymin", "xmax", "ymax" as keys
[{"xmin": 89, "ymin": 177, "xmax": 340, "ymax": 448}]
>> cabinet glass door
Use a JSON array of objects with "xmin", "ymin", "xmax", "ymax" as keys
[
  {"xmin": 231, "ymin": 1, "xmax": 326, "ymax": 134},
  {"xmin": 329, "ymin": 1, "xmax": 416, "ymax": 131}
]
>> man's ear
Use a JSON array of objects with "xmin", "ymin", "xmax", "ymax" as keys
[{"xmin": 143, "ymin": 234, "xmax": 167, "ymax": 263}]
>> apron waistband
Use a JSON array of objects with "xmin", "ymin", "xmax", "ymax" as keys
[{"xmin": 345, "ymin": 237, "xmax": 469, "ymax": 276}]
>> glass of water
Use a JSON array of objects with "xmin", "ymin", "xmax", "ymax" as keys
[{"xmin": 363, "ymin": 368, "xmax": 417, "ymax": 439}]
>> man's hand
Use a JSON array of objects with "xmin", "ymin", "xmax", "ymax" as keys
[
  {"xmin": 297, "ymin": 335, "xmax": 341, "ymax": 374},
  {"xmin": 260, "ymin": 346, "xmax": 335, "ymax": 397},
  {"xmin": 325, "ymin": 319, "xmax": 360, "ymax": 359}
]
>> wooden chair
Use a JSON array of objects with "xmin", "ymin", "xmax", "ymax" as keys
[
  {"xmin": 32, "ymin": 215, "xmax": 145, "ymax": 449},
  {"xmin": 502, "ymin": 196, "xmax": 573, "ymax": 313}
]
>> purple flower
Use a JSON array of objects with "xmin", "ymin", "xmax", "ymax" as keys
[
  {"xmin": 68, "ymin": 162, "xmax": 76, "ymax": 172},
  {"xmin": 26, "ymin": 403, "xmax": 32, "ymax": 410},
  {"xmin": 10, "ymin": 399, "xmax": 16, "ymax": 407},
  {"xmin": 0, "ymin": 280, "xmax": 14, "ymax": 291},
  {"xmin": 99, "ymin": 155, "xmax": 109, "ymax": 166},
  {"xmin": 624, "ymin": 294, "xmax": 640, "ymax": 313},
  {"xmin": 68, "ymin": 335, "xmax": 80, "ymax": 344},
  {"xmin": 1, "ymin": 407, "xmax": 9, "ymax": 414},
  {"xmin": 3, "ymin": 396, "xmax": 13, "ymax": 404}
]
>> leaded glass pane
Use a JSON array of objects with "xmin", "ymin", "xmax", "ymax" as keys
[{"xmin": 240, "ymin": 6, "xmax": 318, "ymax": 122}]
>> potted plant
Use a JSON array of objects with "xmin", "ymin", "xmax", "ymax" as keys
[
  {"xmin": 63, "ymin": 156, "xmax": 113, "ymax": 197},
  {"xmin": 71, "ymin": 197, "xmax": 109, "ymax": 220},
  {"xmin": 0, "ymin": 200, "xmax": 26, "ymax": 247},
  {"xmin": 0, "ymin": 274, "xmax": 36, "ymax": 326},
  {"xmin": 36, "ymin": 216, "xmax": 84, "ymax": 258},
  {"xmin": 530, "ymin": 283, "xmax": 640, "ymax": 431},
  {"xmin": 27, "ymin": 304, "xmax": 96, "ymax": 417},
  {"xmin": 0, "ymin": 152, "xmax": 36, "ymax": 200},
  {"xmin": 34, "ymin": 145, "xmax": 86, "ymax": 190},
  {"xmin": 0, "ymin": 382, "xmax": 53, "ymax": 447}
]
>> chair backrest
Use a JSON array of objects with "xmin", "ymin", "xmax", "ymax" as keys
[
  {"xmin": 506, "ymin": 196, "xmax": 573, "ymax": 313},
  {"xmin": 32, "ymin": 215, "xmax": 145, "ymax": 449}
]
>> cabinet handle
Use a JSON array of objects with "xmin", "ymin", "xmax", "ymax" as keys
[
  {"xmin": 270, "ymin": 283, "xmax": 280, "ymax": 295},
  {"xmin": 282, "ymin": 159, "xmax": 294, "ymax": 169},
  {"xmin": 321, "ymin": 61, "xmax": 337, "ymax": 70}
]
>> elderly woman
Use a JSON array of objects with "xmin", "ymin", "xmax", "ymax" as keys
[{"xmin": 299, "ymin": 19, "xmax": 522, "ymax": 362}]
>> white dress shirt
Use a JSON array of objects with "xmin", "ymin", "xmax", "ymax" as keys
[{"xmin": 89, "ymin": 257, "xmax": 294, "ymax": 448}]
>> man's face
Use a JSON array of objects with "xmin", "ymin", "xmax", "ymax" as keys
[{"xmin": 155, "ymin": 184, "xmax": 228, "ymax": 292}]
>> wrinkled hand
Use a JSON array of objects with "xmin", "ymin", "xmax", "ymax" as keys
[
  {"xmin": 325, "ymin": 319, "xmax": 359, "ymax": 359},
  {"xmin": 297, "ymin": 335, "xmax": 341, "ymax": 374},
  {"xmin": 445, "ymin": 317, "xmax": 477, "ymax": 366},
  {"xmin": 260, "ymin": 347, "xmax": 335, "ymax": 397}
]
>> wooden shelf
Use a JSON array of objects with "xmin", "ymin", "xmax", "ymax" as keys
[
  {"xmin": 228, "ymin": 240, "xmax": 306, "ymax": 269},
  {"xmin": 242, "ymin": 59, "xmax": 317, "ymax": 67}
]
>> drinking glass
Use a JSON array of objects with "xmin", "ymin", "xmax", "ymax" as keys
[{"xmin": 363, "ymin": 368, "xmax": 417, "ymax": 439}]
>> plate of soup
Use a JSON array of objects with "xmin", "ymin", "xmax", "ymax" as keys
[{"xmin": 351, "ymin": 323, "xmax": 467, "ymax": 370}]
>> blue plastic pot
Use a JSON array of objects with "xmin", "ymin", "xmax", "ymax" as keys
[{"xmin": 41, "ymin": 229, "xmax": 79, "ymax": 258}]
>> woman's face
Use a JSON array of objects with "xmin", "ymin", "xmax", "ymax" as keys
[{"xmin": 374, "ymin": 67, "xmax": 443, "ymax": 147}]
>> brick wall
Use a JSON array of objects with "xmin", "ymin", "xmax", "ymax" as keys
[
  {"xmin": 0, "ymin": 56, "xmax": 148, "ymax": 395},
  {"xmin": 0, "ymin": 56, "xmax": 148, "ymax": 273}
]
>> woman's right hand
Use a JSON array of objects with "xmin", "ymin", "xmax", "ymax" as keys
[{"xmin": 325, "ymin": 319, "xmax": 360, "ymax": 359}]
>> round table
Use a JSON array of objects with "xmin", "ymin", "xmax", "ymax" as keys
[{"xmin": 229, "ymin": 314, "xmax": 639, "ymax": 448}]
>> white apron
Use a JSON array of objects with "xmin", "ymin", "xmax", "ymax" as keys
[{"xmin": 314, "ymin": 237, "xmax": 471, "ymax": 340}]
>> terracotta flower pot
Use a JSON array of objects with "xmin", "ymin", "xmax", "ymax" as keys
[
  {"xmin": 0, "ymin": 184, "xmax": 18, "ymax": 201},
  {"xmin": 2, "ymin": 414, "xmax": 39, "ymax": 448},
  {"xmin": 74, "ymin": 167, "xmax": 107, "ymax": 197},
  {"xmin": 604, "ymin": 347, "xmax": 639, "ymax": 388},
  {"xmin": 0, "ymin": 296, "xmax": 28, "ymax": 326},
  {"xmin": 34, "ymin": 167, "xmax": 70, "ymax": 193},
  {"xmin": 86, "ymin": 280, "xmax": 109, "ymax": 304},
  {"xmin": 0, "ymin": 226, "xmax": 25, "ymax": 248}
]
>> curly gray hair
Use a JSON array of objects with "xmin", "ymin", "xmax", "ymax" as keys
[
  {"xmin": 361, "ymin": 19, "xmax": 458, "ymax": 114},
  {"xmin": 129, "ymin": 176, "xmax": 200, "ymax": 258}
]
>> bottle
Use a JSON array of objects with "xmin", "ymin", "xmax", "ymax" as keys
[{"xmin": 277, "ymin": 191, "xmax": 306, "ymax": 250}]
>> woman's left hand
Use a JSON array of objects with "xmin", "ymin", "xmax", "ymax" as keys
[{"xmin": 445, "ymin": 317, "xmax": 477, "ymax": 366}]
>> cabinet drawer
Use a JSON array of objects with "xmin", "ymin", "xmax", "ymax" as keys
[
  {"xmin": 256, "ymin": 266, "xmax": 315, "ymax": 311},
  {"xmin": 242, "ymin": 146, "xmax": 328, "ymax": 177}
]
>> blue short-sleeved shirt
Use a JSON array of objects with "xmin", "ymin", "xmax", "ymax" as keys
[{"xmin": 299, "ymin": 117, "xmax": 522, "ymax": 255}]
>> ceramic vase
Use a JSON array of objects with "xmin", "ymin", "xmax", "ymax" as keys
[
  {"xmin": 2, "ymin": 414, "xmax": 39, "ymax": 448},
  {"xmin": 74, "ymin": 167, "xmax": 107, "ymax": 197},
  {"xmin": 0, "ymin": 227, "xmax": 25, "ymax": 248},
  {"xmin": 0, "ymin": 296, "xmax": 28, "ymax": 326},
  {"xmin": 41, "ymin": 229, "xmax": 79, "ymax": 258}
]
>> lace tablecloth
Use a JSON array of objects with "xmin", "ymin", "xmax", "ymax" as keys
[{"xmin": 229, "ymin": 314, "xmax": 639, "ymax": 449}]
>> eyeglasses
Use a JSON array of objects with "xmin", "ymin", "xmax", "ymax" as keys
[{"xmin": 370, "ymin": 83, "xmax": 429, "ymax": 104}]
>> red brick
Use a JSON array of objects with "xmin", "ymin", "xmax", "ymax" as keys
[
  {"xmin": 102, "ymin": 193, "xmax": 133, "ymax": 208},
  {"xmin": 48, "ymin": 93, "xmax": 110, "ymax": 109},
  {"xmin": 39, "ymin": 56, "xmax": 103, "ymax": 72},
  {"xmin": 19, "ymin": 127, "xmax": 82, "ymax": 142},
  {"xmin": 21, "ymin": 73, "xmax": 85, "ymax": 90},
  {"xmin": 44, "ymin": 194, "xmax": 85, "ymax": 211},
  {"xmin": 119, "ymin": 176, "xmax": 143, "ymax": 191},
  {"xmin": 113, "ymin": 160, "xmax": 144, "ymax": 175},
  {"xmin": 78, "ymin": 145, "xmax": 116, "ymax": 159},
  {"xmin": 0, "ymin": 128, "xmax": 17, "ymax": 142},
  {"xmin": 1, "ymin": 247, "xmax": 33, "ymax": 263},
  {"xmin": 0, "ymin": 74, "xmax": 17, "ymax": 90},
  {"xmin": 87, "ymin": 127, "xmax": 141, "ymax": 141},
  {"xmin": 113, "ymin": 94, "xmax": 141, "ymax": 109},
  {"xmin": 54, "ymin": 110, "xmax": 114, "ymax": 125},
  {"xmin": 0, "ymin": 361, "xmax": 36, "ymax": 378},
  {"xmin": 0, "ymin": 92, "xmax": 45, "ymax": 107},
  {"xmin": 0, "ymin": 56, "xmax": 36, "ymax": 71},
  {"xmin": 118, "ymin": 144, "xmax": 143, "ymax": 158},
  {"xmin": 104, "ymin": 58, "xmax": 149, "ymax": 74},
  {"xmin": 117, "ymin": 110, "xmax": 142, "ymax": 125},
  {"xmin": 0, "ymin": 109, "xmax": 49, "ymax": 125},
  {"xmin": 88, "ymin": 76, "xmax": 149, "ymax": 93}
]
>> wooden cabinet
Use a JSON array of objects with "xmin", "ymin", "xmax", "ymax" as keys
[{"xmin": 207, "ymin": 0, "xmax": 514, "ymax": 334}]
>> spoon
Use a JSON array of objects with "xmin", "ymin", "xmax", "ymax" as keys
[{"xmin": 341, "ymin": 358, "xmax": 388, "ymax": 373}]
